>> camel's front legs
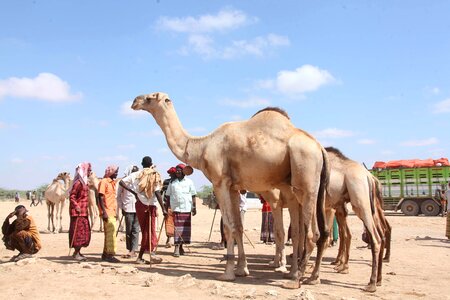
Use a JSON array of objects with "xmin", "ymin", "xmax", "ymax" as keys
[
  {"xmin": 215, "ymin": 185, "xmax": 248, "ymax": 281},
  {"xmin": 46, "ymin": 201, "xmax": 54, "ymax": 232}
]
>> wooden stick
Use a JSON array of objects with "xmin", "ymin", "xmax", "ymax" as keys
[
  {"xmin": 208, "ymin": 208, "xmax": 218, "ymax": 242},
  {"xmin": 154, "ymin": 217, "xmax": 165, "ymax": 253},
  {"xmin": 243, "ymin": 230, "xmax": 255, "ymax": 249},
  {"xmin": 148, "ymin": 207, "xmax": 152, "ymax": 268},
  {"xmin": 68, "ymin": 216, "xmax": 79, "ymax": 256}
]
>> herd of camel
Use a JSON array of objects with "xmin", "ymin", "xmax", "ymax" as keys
[{"xmin": 43, "ymin": 91, "xmax": 391, "ymax": 293}]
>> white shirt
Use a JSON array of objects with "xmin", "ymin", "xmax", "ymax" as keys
[
  {"xmin": 166, "ymin": 177, "xmax": 196, "ymax": 213},
  {"xmin": 240, "ymin": 192, "xmax": 247, "ymax": 212},
  {"xmin": 121, "ymin": 170, "xmax": 161, "ymax": 206},
  {"xmin": 116, "ymin": 183, "xmax": 136, "ymax": 213}
]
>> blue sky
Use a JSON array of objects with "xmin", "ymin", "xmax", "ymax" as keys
[{"xmin": 1, "ymin": 1, "xmax": 449, "ymax": 190}]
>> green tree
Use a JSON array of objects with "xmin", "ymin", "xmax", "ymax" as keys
[{"xmin": 197, "ymin": 185, "xmax": 213, "ymax": 199}]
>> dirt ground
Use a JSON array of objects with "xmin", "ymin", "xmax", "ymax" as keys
[{"xmin": 0, "ymin": 200, "xmax": 449, "ymax": 300}]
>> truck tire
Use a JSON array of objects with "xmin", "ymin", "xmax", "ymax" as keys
[
  {"xmin": 401, "ymin": 200, "xmax": 419, "ymax": 216},
  {"xmin": 420, "ymin": 200, "xmax": 440, "ymax": 216}
]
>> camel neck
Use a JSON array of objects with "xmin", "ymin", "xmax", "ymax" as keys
[{"xmin": 154, "ymin": 105, "xmax": 193, "ymax": 162}]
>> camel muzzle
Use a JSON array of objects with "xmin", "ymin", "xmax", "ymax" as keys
[{"xmin": 131, "ymin": 98, "xmax": 141, "ymax": 110}]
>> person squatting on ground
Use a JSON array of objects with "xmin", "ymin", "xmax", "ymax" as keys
[
  {"xmin": 119, "ymin": 156, "xmax": 166, "ymax": 264},
  {"xmin": 2, "ymin": 205, "xmax": 42, "ymax": 262},
  {"xmin": 166, "ymin": 163, "xmax": 197, "ymax": 257},
  {"xmin": 162, "ymin": 166, "xmax": 177, "ymax": 248},
  {"xmin": 98, "ymin": 165, "xmax": 120, "ymax": 263},
  {"xmin": 68, "ymin": 162, "xmax": 92, "ymax": 261},
  {"xmin": 259, "ymin": 195, "xmax": 274, "ymax": 244},
  {"xmin": 116, "ymin": 165, "xmax": 140, "ymax": 259}
]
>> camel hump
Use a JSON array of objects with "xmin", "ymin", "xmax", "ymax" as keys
[
  {"xmin": 325, "ymin": 146, "xmax": 349, "ymax": 160},
  {"xmin": 252, "ymin": 107, "xmax": 290, "ymax": 120}
]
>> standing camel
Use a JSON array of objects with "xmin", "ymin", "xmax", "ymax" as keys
[
  {"xmin": 131, "ymin": 92, "xmax": 329, "ymax": 288},
  {"xmin": 45, "ymin": 172, "xmax": 71, "ymax": 233},
  {"xmin": 270, "ymin": 147, "xmax": 391, "ymax": 292}
]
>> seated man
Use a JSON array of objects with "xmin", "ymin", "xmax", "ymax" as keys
[{"xmin": 2, "ymin": 205, "xmax": 42, "ymax": 261}]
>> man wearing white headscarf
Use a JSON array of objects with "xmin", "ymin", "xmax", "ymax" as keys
[{"xmin": 116, "ymin": 165, "xmax": 140, "ymax": 258}]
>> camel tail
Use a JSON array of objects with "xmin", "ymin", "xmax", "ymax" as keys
[
  {"xmin": 367, "ymin": 176, "xmax": 376, "ymax": 215},
  {"xmin": 317, "ymin": 147, "xmax": 330, "ymax": 239}
]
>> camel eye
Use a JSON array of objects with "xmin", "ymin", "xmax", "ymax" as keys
[{"xmin": 165, "ymin": 98, "xmax": 171, "ymax": 103}]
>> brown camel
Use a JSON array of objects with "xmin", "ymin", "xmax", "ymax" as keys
[
  {"xmin": 87, "ymin": 172, "xmax": 103, "ymax": 232},
  {"xmin": 45, "ymin": 172, "xmax": 71, "ymax": 233},
  {"xmin": 131, "ymin": 92, "xmax": 329, "ymax": 287},
  {"xmin": 270, "ymin": 147, "xmax": 390, "ymax": 292}
]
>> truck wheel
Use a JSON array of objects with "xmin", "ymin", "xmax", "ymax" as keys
[
  {"xmin": 401, "ymin": 200, "xmax": 419, "ymax": 216},
  {"xmin": 420, "ymin": 200, "xmax": 440, "ymax": 216}
]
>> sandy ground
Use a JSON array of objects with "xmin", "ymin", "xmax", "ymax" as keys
[{"xmin": 0, "ymin": 200, "xmax": 449, "ymax": 300}]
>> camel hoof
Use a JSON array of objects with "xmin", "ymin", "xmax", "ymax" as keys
[
  {"xmin": 383, "ymin": 258, "xmax": 390, "ymax": 263},
  {"xmin": 217, "ymin": 273, "xmax": 235, "ymax": 282},
  {"xmin": 304, "ymin": 277, "xmax": 320, "ymax": 285},
  {"xmin": 235, "ymin": 267, "xmax": 249, "ymax": 277},
  {"xmin": 338, "ymin": 268, "xmax": 349, "ymax": 274},
  {"xmin": 268, "ymin": 260, "xmax": 279, "ymax": 268},
  {"xmin": 282, "ymin": 280, "xmax": 301, "ymax": 289},
  {"xmin": 376, "ymin": 281, "xmax": 382, "ymax": 286},
  {"xmin": 363, "ymin": 284, "xmax": 377, "ymax": 293},
  {"xmin": 275, "ymin": 266, "xmax": 288, "ymax": 273}
]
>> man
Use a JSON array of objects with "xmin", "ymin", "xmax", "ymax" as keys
[
  {"xmin": 14, "ymin": 192, "xmax": 19, "ymax": 203},
  {"xmin": 166, "ymin": 163, "xmax": 197, "ymax": 257},
  {"xmin": 68, "ymin": 162, "xmax": 92, "ymax": 261},
  {"xmin": 446, "ymin": 183, "xmax": 450, "ymax": 239},
  {"xmin": 119, "ymin": 156, "xmax": 166, "ymax": 264},
  {"xmin": 116, "ymin": 165, "xmax": 140, "ymax": 258},
  {"xmin": 98, "ymin": 165, "xmax": 120, "ymax": 263},
  {"xmin": 2, "ymin": 205, "xmax": 42, "ymax": 261},
  {"xmin": 162, "ymin": 167, "xmax": 177, "ymax": 248}
]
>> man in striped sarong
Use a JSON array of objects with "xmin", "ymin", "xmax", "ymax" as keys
[{"xmin": 166, "ymin": 164, "xmax": 197, "ymax": 257}]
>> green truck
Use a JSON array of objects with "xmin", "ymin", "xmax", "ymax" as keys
[{"xmin": 370, "ymin": 161, "xmax": 449, "ymax": 216}]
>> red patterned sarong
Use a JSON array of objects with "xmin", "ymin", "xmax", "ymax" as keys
[{"xmin": 69, "ymin": 216, "xmax": 91, "ymax": 248}]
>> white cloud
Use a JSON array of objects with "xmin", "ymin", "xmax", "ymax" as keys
[
  {"xmin": 400, "ymin": 137, "xmax": 438, "ymax": 147},
  {"xmin": 222, "ymin": 34, "xmax": 290, "ymax": 59},
  {"xmin": 221, "ymin": 97, "xmax": 271, "ymax": 108},
  {"xmin": 186, "ymin": 34, "xmax": 216, "ymax": 57},
  {"xmin": 432, "ymin": 98, "xmax": 450, "ymax": 113},
  {"xmin": 275, "ymin": 65, "xmax": 335, "ymax": 96},
  {"xmin": 0, "ymin": 73, "xmax": 82, "ymax": 102},
  {"xmin": 157, "ymin": 8, "xmax": 254, "ymax": 33},
  {"xmin": 314, "ymin": 128, "xmax": 355, "ymax": 139},
  {"xmin": 99, "ymin": 155, "xmax": 129, "ymax": 162},
  {"xmin": 117, "ymin": 144, "xmax": 136, "ymax": 150},
  {"xmin": 357, "ymin": 139, "xmax": 376, "ymax": 145},
  {"xmin": 120, "ymin": 101, "xmax": 148, "ymax": 118},
  {"xmin": 11, "ymin": 158, "xmax": 24, "ymax": 164}
]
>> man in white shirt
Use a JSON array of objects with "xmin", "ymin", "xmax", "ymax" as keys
[
  {"xmin": 119, "ymin": 156, "xmax": 166, "ymax": 264},
  {"xmin": 116, "ymin": 165, "xmax": 139, "ymax": 258},
  {"xmin": 166, "ymin": 163, "xmax": 197, "ymax": 257}
]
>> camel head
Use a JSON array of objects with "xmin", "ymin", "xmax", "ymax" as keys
[
  {"xmin": 131, "ymin": 92, "xmax": 171, "ymax": 114},
  {"xmin": 56, "ymin": 172, "xmax": 71, "ymax": 181}
]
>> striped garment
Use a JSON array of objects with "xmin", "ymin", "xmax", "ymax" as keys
[
  {"xmin": 135, "ymin": 200, "xmax": 157, "ymax": 252},
  {"xmin": 173, "ymin": 212, "xmax": 192, "ymax": 244},
  {"xmin": 103, "ymin": 217, "xmax": 117, "ymax": 255},
  {"xmin": 69, "ymin": 216, "xmax": 91, "ymax": 248},
  {"xmin": 260, "ymin": 211, "xmax": 274, "ymax": 243}
]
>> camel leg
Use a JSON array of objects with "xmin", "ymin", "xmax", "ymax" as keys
[
  {"xmin": 261, "ymin": 190, "xmax": 287, "ymax": 273},
  {"xmin": 334, "ymin": 206, "xmax": 350, "ymax": 274},
  {"xmin": 376, "ymin": 219, "xmax": 385, "ymax": 286},
  {"xmin": 282, "ymin": 202, "xmax": 301, "ymax": 288},
  {"xmin": 383, "ymin": 219, "xmax": 392, "ymax": 262},
  {"xmin": 59, "ymin": 199, "xmax": 65, "ymax": 233},
  {"xmin": 215, "ymin": 185, "xmax": 248, "ymax": 281},
  {"xmin": 54, "ymin": 201, "xmax": 61, "ymax": 233}
]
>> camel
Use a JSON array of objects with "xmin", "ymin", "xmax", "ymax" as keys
[
  {"xmin": 269, "ymin": 147, "xmax": 390, "ymax": 292},
  {"xmin": 45, "ymin": 172, "xmax": 72, "ymax": 233},
  {"xmin": 87, "ymin": 172, "xmax": 102, "ymax": 232},
  {"xmin": 131, "ymin": 92, "xmax": 329, "ymax": 288}
]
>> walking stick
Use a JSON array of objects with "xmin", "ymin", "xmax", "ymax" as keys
[
  {"xmin": 176, "ymin": 230, "xmax": 191, "ymax": 253},
  {"xmin": 208, "ymin": 208, "xmax": 218, "ymax": 242},
  {"xmin": 243, "ymin": 230, "xmax": 255, "ymax": 249},
  {"xmin": 154, "ymin": 217, "xmax": 166, "ymax": 253},
  {"xmin": 116, "ymin": 214, "xmax": 124, "ymax": 237},
  {"xmin": 68, "ymin": 215, "xmax": 80, "ymax": 256}
]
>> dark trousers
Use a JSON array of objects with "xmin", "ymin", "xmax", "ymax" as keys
[{"xmin": 124, "ymin": 212, "xmax": 140, "ymax": 252}]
